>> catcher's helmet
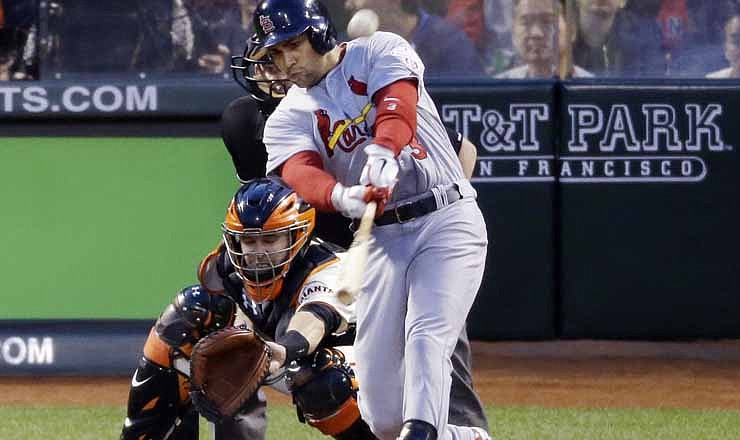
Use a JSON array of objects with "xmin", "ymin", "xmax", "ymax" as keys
[
  {"xmin": 222, "ymin": 177, "xmax": 316, "ymax": 303},
  {"xmin": 251, "ymin": 0, "xmax": 337, "ymax": 55}
]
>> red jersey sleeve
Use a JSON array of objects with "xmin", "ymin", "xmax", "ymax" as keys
[
  {"xmin": 279, "ymin": 151, "xmax": 338, "ymax": 212},
  {"xmin": 371, "ymin": 78, "xmax": 419, "ymax": 156}
]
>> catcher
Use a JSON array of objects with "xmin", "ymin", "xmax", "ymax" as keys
[
  {"xmin": 121, "ymin": 176, "xmax": 375, "ymax": 439},
  {"xmin": 121, "ymin": 176, "xmax": 491, "ymax": 440}
]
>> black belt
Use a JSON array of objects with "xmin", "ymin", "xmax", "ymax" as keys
[{"xmin": 365, "ymin": 185, "xmax": 462, "ymax": 227}]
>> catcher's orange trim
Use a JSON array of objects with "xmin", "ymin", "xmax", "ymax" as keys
[
  {"xmin": 142, "ymin": 328, "xmax": 195, "ymax": 367},
  {"xmin": 142, "ymin": 396, "xmax": 159, "ymax": 411},
  {"xmin": 307, "ymin": 396, "xmax": 361, "ymax": 436},
  {"xmin": 142, "ymin": 328, "xmax": 172, "ymax": 367},
  {"xmin": 198, "ymin": 243, "xmax": 225, "ymax": 294}
]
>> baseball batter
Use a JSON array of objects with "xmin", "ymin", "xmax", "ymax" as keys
[{"xmin": 253, "ymin": 1, "xmax": 489, "ymax": 439}]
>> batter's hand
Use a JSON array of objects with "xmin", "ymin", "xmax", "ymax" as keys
[
  {"xmin": 360, "ymin": 144, "xmax": 399, "ymax": 190},
  {"xmin": 331, "ymin": 183, "xmax": 389, "ymax": 218}
]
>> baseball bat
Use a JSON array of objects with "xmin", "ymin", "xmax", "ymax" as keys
[{"xmin": 337, "ymin": 201, "xmax": 377, "ymax": 305}]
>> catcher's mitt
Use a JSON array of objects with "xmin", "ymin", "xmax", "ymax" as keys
[{"xmin": 189, "ymin": 325, "xmax": 271, "ymax": 422}]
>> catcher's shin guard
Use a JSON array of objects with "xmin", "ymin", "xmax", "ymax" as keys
[
  {"xmin": 286, "ymin": 348, "xmax": 374, "ymax": 439},
  {"xmin": 120, "ymin": 357, "xmax": 198, "ymax": 440}
]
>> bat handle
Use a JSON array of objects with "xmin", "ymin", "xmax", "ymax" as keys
[
  {"xmin": 336, "ymin": 201, "xmax": 377, "ymax": 306},
  {"xmin": 358, "ymin": 201, "xmax": 377, "ymax": 234}
]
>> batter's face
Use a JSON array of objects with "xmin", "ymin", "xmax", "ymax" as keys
[
  {"xmin": 268, "ymin": 34, "xmax": 326, "ymax": 88},
  {"xmin": 724, "ymin": 17, "xmax": 740, "ymax": 70},
  {"xmin": 513, "ymin": 0, "xmax": 557, "ymax": 66}
]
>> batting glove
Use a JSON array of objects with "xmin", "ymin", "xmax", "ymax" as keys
[
  {"xmin": 359, "ymin": 144, "xmax": 399, "ymax": 190},
  {"xmin": 331, "ymin": 183, "xmax": 389, "ymax": 219}
]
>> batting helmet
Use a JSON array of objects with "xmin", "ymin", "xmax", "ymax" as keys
[
  {"xmin": 222, "ymin": 177, "xmax": 316, "ymax": 303},
  {"xmin": 251, "ymin": 0, "xmax": 337, "ymax": 55}
]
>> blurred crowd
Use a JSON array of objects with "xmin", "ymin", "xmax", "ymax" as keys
[
  {"xmin": 0, "ymin": 0, "xmax": 38, "ymax": 80},
  {"xmin": 2, "ymin": 0, "xmax": 740, "ymax": 81}
]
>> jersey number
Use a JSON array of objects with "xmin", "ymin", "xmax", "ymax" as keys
[{"xmin": 408, "ymin": 138, "xmax": 428, "ymax": 160}]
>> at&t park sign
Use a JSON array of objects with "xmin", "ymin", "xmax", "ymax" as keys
[{"xmin": 442, "ymin": 101, "xmax": 734, "ymax": 184}]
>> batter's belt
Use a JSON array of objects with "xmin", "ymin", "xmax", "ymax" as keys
[{"xmin": 365, "ymin": 183, "xmax": 463, "ymax": 226}]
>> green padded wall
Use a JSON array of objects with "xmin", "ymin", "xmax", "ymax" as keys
[{"xmin": 0, "ymin": 137, "xmax": 236, "ymax": 318}]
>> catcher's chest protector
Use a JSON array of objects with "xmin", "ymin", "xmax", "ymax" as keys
[{"xmin": 239, "ymin": 242, "xmax": 339, "ymax": 340}]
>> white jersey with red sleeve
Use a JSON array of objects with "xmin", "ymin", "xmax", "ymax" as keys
[{"xmin": 263, "ymin": 31, "xmax": 474, "ymax": 207}]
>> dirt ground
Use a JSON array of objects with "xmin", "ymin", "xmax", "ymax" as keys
[{"xmin": 3, "ymin": 340, "xmax": 740, "ymax": 410}]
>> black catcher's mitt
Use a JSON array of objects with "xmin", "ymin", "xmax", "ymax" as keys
[{"xmin": 189, "ymin": 325, "xmax": 271, "ymax": 422}]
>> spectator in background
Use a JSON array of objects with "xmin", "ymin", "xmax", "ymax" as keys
[
  {"xmin": 707, "ymin": 15, "xmax": 740, "ymax": 78},
  {"xmin": 421, "ymin": 0, "xmax": 450, "ymax": 16},
  {"xmin": 655, "ymin": 0, "xmax": 730, "ymax": 77},
  {"xmin": 0, "ymin": 0, "xmax": 9, "ymax": 80},
  {"xmin": 497, "ymin": 0, "xmax": 592, "ymax": 79},
  {"xmin": 0, "ymin": 0, "xmax": 38, "ymax": 80},
  {"xmin": 172, "ymin": 0, "xmax": 249, "ymax": 75},
  {"xmin": 133, "ymin": 0, "xmax": 248, "ymax": 75},
  {"xmin": 572, "ymin": 0, "xmax": 663, "ymax": 77},
  {"xmin": 446, "ymin": 0, "xmax": 516, "ymax": 75},
  {"xmin": 344, "ymin": 0, "xmax": 484, "ymax": 78},
  {"xmin": 687, "ymin": 0, "xmax": 735, "ymax": 47}
]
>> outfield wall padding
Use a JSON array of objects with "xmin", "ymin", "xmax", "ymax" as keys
[{"xmin": 557, "ymin": 81, "xmax": 740, "ymax": 339}]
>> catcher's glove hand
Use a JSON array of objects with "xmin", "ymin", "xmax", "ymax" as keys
[{"xmin": 189, "ymin": 325, "xmax": 272, "ymax": 423}]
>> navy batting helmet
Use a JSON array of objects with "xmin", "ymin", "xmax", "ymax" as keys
[{"xmin": 252, "ymin": 0, "xmax": 337, "ymax": 55}]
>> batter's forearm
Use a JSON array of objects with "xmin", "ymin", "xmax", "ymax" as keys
[{"xmin": 280, "ymin": 151, "xmax": 337, "ymax": 212}]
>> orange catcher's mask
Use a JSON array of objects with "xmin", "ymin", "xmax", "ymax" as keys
[{"xmin": 222, "ymin": 177, "xmax": 316, "ymax": 302}]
